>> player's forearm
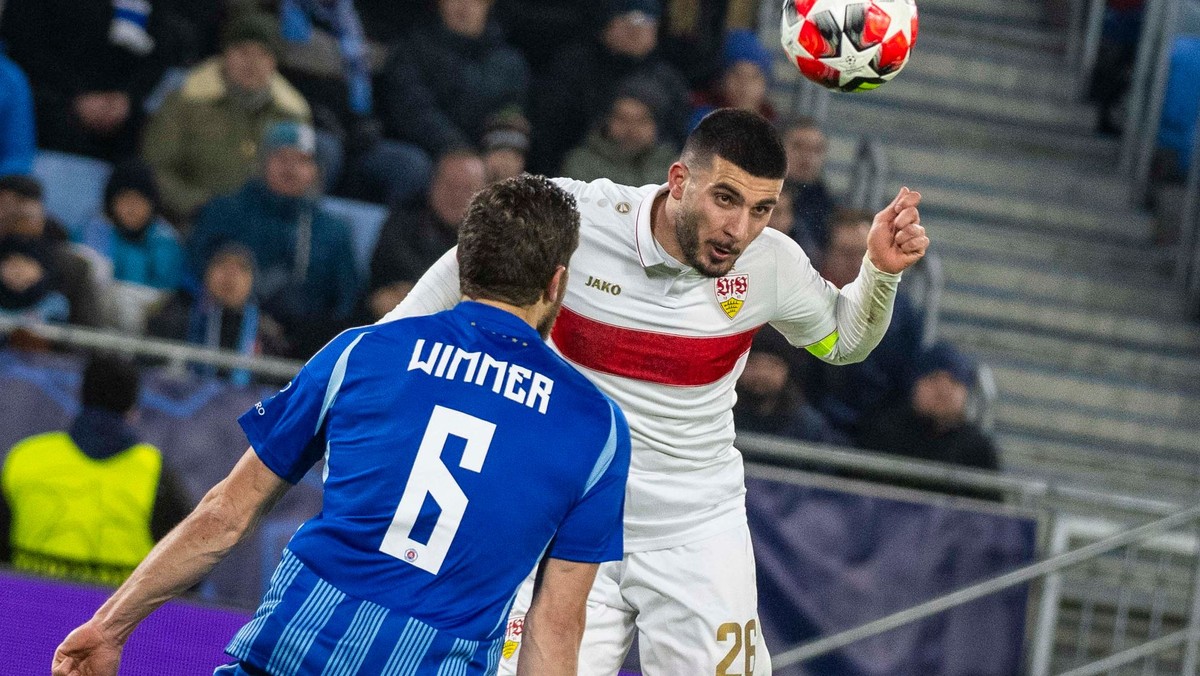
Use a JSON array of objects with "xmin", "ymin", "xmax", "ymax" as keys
[
  {"xmin": 516, "ymin": 616, "xmax": 584, "ymax": 676},
  {"xmin": 91, "ymin": 474, "xmax": 277, "ymax": 644},
  {"xmin": 823, "ymin": 255, "xmax": 902, "ymax": 364}
]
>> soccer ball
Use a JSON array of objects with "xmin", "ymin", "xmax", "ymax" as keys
[{"xmin": 780, "ymin": 0, "xmax": 918, "ymax": 93}]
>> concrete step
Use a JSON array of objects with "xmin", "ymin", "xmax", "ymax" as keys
[
  {"xmin": 901, "ymin": 45, "xmax": 1083, "ymax": 105},
  {"xmin": 939, "ymin": 288, "xmax": 1200, "ymax": 353},
  {"xmin": 918, "ymin": 11, "xmax": 1065, "ymax": 54},
  {"xmin": 943, "ymin": 323, "xmax": 1200, "ymax": 394},
  {"xmin": 931, "ymin": 217, "xmax": 1169, "ymax": 281},
  {"xmin": 999, "ymin": 433, "xmax": 1200, "ymax": 503},
  {"xmin": 991, "ymin": 363, "xmax": 1200, "ymax": 425},
  {"xmin": 996, "ymin": 397, "xmax": 1200, "ymax": 461},
  {"xmin": 916, "ymin": 0, "xmax": 1052, "ymax": 27},
  {"xmin": 814, "ymin": 94, "xmax": 1119, "ymax": 168},
  {"xmin": 824, "ymin": 135, "xmax": 1134, "ymax": 211}
]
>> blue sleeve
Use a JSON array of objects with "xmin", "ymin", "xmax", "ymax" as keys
[
  {"xmin": 548, "ymin": 401, "xmax": 631, "ymax": 563},
  {"xmin": 148, "ymin": 221, "xmax": 184, "ymax": 290},
  {"xmin": 0, "ymin": 59, "xmax": 35, "ymax": 176},
  {"xmin": 238, "ymin": 328, "xmax": 371, "ymax": 483}
]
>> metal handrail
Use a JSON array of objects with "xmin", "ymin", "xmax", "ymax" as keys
[
  {"xmin": 772, "ymin": 502, "xmax": 1200, "ymax": 669},
  {"xmin": 737, "ymin": 432, "xmax": 1184, "ymax": 518},
  {"xmin": 0, "ymin": 317, "xmax": 303, "ymax": 379}
]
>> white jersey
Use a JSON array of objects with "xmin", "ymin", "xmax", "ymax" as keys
[{"xmin": 383, "ymin": 178, "xmax": 901, "ymax": 551}]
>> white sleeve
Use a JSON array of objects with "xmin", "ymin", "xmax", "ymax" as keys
[
  {"xmin": 376, "ymin": 247, "xmax": 462, "ymax": 323},
  {"xmin": 771, "ymin": 245, "xmax": 901, "ymax": 365}
]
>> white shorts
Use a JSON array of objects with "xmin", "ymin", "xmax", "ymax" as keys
[{"xmin": 499, "ymin": 524, "xmax": 772, "ymax": 675}]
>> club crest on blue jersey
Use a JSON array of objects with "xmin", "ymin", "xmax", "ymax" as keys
[{"xmin": 715, "ymin": 274, "xmax": 749, "ymax": 319}]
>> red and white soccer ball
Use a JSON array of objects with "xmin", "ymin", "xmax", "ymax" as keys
[{"xmin": 780, "ymin": 0, "xmax": 919, "ymax": 93}]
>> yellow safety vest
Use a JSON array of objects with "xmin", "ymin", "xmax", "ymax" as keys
[{"xmin": 1, "ymin": 431, "xmax": 161, "ymax": 586}]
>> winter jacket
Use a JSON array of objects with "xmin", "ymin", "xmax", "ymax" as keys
[
  {"xmin": 560, "ymin": 129, "xmax": 677, "ymax": 188},
  {"xmin": 377, "ymin": 21, "xmax": 529, "ymax": 156},
  {"xmin": 187, "ymin": 180, "xmax": 359, "ymax": 323},
  {"xmin": 73, "ymin": 216, "xmax": 183, "ymax": 290},
  {"xmin": 0, "ymin": 50, "xmax": 34, "ymax": 176},
  {"xmin": 142, "ymin": 59, "xmax": 311, "ymax": 221}
]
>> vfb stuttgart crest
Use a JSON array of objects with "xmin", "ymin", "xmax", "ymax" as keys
[{"xmin": 715, "ymin": 274, "xmax": 749, "ymax": 319}]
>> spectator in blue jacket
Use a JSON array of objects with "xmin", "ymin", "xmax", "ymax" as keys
[
  {"xmin": 187, "ymin": 121, "xmax": 359, "ymax": 357},
  {"xmin": 0, "ymin": 46, "xmax": 35, "ymax": 176},
  {"xmin": 376, "ymin": 0, "xmax": 530, "ymax": 158},
  {"xmin": 74, "ymin": 160, "xmax": 183, "ymax": 291}
]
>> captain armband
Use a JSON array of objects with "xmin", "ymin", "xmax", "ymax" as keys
[{"xmin": 804, "ymin": 330, "xmax": 840, "ymax": 358}]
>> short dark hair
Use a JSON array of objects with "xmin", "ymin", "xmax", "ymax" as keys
[
  {"xmin": 81, "ymin": 353, "xmax": 141, "ymax": 415},
  {"xmin": 458, "ymin": 175, "xmax": 580, "ymax": 306},
  {"xmin": 683, "ymin": 108, "xmax": 787, "ymax": 180}
]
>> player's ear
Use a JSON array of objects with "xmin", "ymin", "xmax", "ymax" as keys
[
  {"xmin": 546, "ymin": 266, "xmax": 568, "ymax": 305},
  {"xmin": 667, "ymin": 161, "xmax": 688, "ymax": 200}
]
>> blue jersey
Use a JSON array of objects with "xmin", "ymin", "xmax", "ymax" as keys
[{"xmin": 226, "ymin": 302, "xmax": 631, "ymax": 675}]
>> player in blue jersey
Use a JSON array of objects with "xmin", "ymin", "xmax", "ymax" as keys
[{"xmin": 52, "ymin": 175, "xmax": 632, "ymax": 676}]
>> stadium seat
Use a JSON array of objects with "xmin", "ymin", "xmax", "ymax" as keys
[
  {"xmin": 901, "ymin": 250, "xmax": 944, "ymax": 347},
  {"xmin": 320, "ymin": 195, "xmax": 388, "ymax": 280},
  {"xmin": 1158, "ymin": 36, "xmax": 1200, "ymax": 174},
  {"xmin": 32, "ymin": 150, "xmax": 111, "ymax": 228}
]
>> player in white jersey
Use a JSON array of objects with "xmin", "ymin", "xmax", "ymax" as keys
[{"xmin": 382, "ymin": 109, "xmax": 927, "ymax": 674}]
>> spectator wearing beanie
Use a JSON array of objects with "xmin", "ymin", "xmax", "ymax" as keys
[
  {"xmin": 480, "ymin": 109, "xmax": 531, "ymax": 182},
  {"xmin": 560, "ymin": 76, "xmax": 679, "ymax": 186},
  {"xmin": 688, "ymin": 29, "xmax": 777, "ymax": 131},
  {"xmin": 142, "ymin": 10, "xmax": 314, "ymax": 223},
  {"xmin": 74, "ymin": 161, "xmax": 183, "ymax": 291}
]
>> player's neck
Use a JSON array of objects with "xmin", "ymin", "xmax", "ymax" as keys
[
  {"xmin": 464, "ymin": 297, "xmax": 541, "ymax": 332},
  {"xmin": 650, "ymin": 191, "xmax": 684, "ymax": 261}
]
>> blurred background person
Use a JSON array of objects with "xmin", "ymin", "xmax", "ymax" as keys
[
  {"xmin": 0, "ymin": 236, "xmax": 69, "ymax": 324},
  {"xmin": 560, "ymin": 78, "xmax": 678, "ymax": 186},
  {"xmin": 148, "ymin": 243, "xmax": 289, "ymax": 383},
  {"xmin": 0, "ymin": 354, "xmax": 190, "ymax": 585},
  {"xmin": 529, "ymin": 0, "xmax": 688, "ymax": 174},
  {"xmin": 480, "ymin": 109, "xmax": 531, "ymax": 182},
  {"xmin": 186, "ymin": 121, "xmax": 359, "ymax": 358},
  {"xmin": 376, "ymin": 0, "xmax": 530, "ymax": 160},
  {"xmin": 783, "ymin": 117, "xmax": 837, "ymax": 263},
  {"xmin": 735, "ymin": 327, "xmax": 846, "ymax": 445},
  {"xmin": 688, "ymin": 28, "xmax": 776, "ymax": 130},
  {"xmin": 0, "ymin": 45, "xmax": 35, "ymax": 176},
  {"xmin": 142, "ymin": 10, "xmax": 319, "ymax": 224}
]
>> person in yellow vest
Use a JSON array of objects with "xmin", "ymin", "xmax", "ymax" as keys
[{"xmin": 0, "ymin": 354, "xmax": 190, "ymax": 586}]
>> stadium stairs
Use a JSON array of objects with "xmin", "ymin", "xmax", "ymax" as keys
[{"xmin": 772, "ymin": 0, "xmax": 1200, "ymax": 505}]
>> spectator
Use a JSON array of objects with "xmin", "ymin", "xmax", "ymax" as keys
[
  {"xmin": 0, "ymin": 354, "xmax": 190, "ymax": 586},
  {"xmin": 783, "ymin": 118, "xmax": 837, "ymax": 260},
  {"xmin": 277, "ymin": 0, "xmax": 432, "ymax": 206},
  {"xmin": 148, "ymin": 243, "xmax": 289, "ymax": 383},
  {"xmin": 529, "ymin": 0, "xmax": 689, "ymax": 174},
  {"xmin": 766, "ymin": 188, "xmax": 794, "ymax": 234},
  {"xmin": 354, "ymin": 0, "xmax": 434, "ymax": 43},
  {"xmin": 0, "ymin": 46, "xmax": 35, "ymax": 176},
  {"xmin": 0, "ymin": 0, "xmax": 178, "ymax": 162},
  {"xmin": 688, "ymin": 29, "xmax": 777, "ymax": 130},
  {"xmin": 376, "ymin": 0, "xmax": 530, "ymax": 159},
  {"xmin": 369, "ymin": 150, "xmax": 486, "ymax": 294},
  {"xmin": 74, "ymin": 160, "xmax": 183, "ymax": 291},
  {"xmin": 734, "ymin": 327, "xmax": 846, "ymax": 445},
  {"xmin": 0, "ymin": 237, "xmax": 70, "ymax": 323},
  {"xmin": 187, "ymin": 121, "xmax": 360, "ymax": 358},
  {"xmin": 493, "ymin": 0, "xmax": 609, "ymax": 74},
  {"xmin": 1088, "ymin": 0, "xmax": 1144, "ymax": 135},
  {"xmin": 561, "ymin": 79, "xmax": 678, "ymax": 186},
  {"xmin": 142, "ymin": 10, "xmax": 315, "ymax": 223},
  {"xmin": 480, "ymin": 109, "xmax": 532, "ymax": 182},
  {"xmin": 799, "ymin": 210, "xmax": 924, "ymax": 437},
  {"xmin": 858, "ymin": 342, "xmax": 999, "ymax": 472},
  {"xmin": 0, "ymin": 175, "xmax": 106, "ymax": 327},
  {"xmin": 657, "ymin": 0, "xmax": 735, "ymax": 88}
]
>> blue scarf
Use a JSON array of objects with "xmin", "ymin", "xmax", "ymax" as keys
[{"xmin": 186, "ymin": 295, "xmax": 260, "ymax": 387}]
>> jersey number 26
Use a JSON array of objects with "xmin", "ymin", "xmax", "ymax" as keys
[{"xmin": 379, "ymin": 405, "xmax": 496, "ymax": 574}]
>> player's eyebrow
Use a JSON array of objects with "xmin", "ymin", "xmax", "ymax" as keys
[{"xmin": 711, "ymin": 182, "xmax": 746, "ymax": 204}]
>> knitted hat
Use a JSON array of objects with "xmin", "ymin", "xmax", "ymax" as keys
[
  {"xmin": 208, "ymin": 241, "xmax": 257, "ymax": 274},
  {"xmin": 221, "ymin": 10, "xmax": 284, "ymax": 57},
  {"xmin": 917, "ymin": 342, "xmax": 976, "ymax": 387},
  {"xmin": 262, "ymin": 121, "xmax": 318, "ymax": 157},
  {"xmin": 608, "ymin": 0, "xmax": 661, "ymax": 22},
  {"xmin": 0, "ymin": 174, "xmax": 43, "ymax": 200},
  {"xmin": 481, "ymin": 110, "xmax": 531, "ymax": 154},
  {"xmin": 723, "ymin": 29, "xmax": 773, "ymax": 82},
  {"xmin": 613, "ymin": 75, "xmax": 669, "ymax": 125},
  {"xmin": 104, "ymin": 160, "xmax": 162, "ymax": 219}
]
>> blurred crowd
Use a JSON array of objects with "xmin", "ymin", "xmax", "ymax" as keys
[{"xmin": 0, "ymin": 0, "xmax": 995, "ymax": 473}]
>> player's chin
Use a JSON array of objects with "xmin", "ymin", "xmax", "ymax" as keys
[{"xmin": 697, "ymin": 258, "xmax": 737, "ymax": 278}]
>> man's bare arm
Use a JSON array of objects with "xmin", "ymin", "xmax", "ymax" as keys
[
  {"xmin": 51, "ymin": 448, "xmax": 290, "ymax": 676},
  {"xmin": 516, "ymin": 557, "xmax": 600, "ymax": 676}
]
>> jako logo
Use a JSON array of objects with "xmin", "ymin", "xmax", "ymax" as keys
[{"xmin": 585, "ymin": 276, "xmax": 621, "ymax": 295}]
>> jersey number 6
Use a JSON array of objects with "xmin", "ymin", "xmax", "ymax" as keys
[{"xmin": 379, "ymin": 405, "xmax": 496, "ymax": 575}]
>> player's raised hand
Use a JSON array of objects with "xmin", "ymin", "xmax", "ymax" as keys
[
  {"xmin": 867, "ymin": 187, "xmax": 927, "ymax": 274},
  {"xmin": 51, "ymin": 621, "xmax": 122, "ymax": 676}
]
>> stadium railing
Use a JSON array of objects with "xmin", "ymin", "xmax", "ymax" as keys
[
  {"xmin": 739, "ymin": 432, "xmax": 1200, "ymax": 676},
  {"xmin": 1116, "ymin": 0, "xmax": 1182, "ymax": 200}
]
